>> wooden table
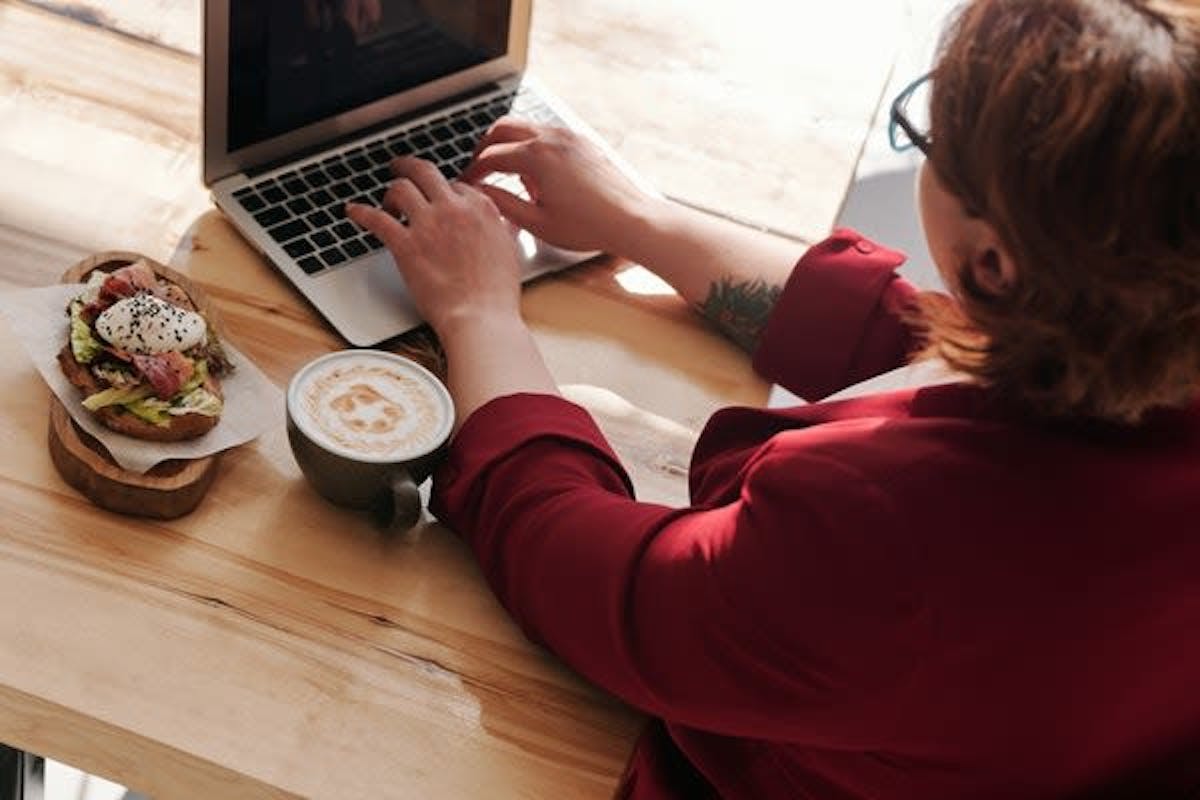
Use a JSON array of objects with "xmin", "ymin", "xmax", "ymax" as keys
[{"xmin": 0, "ymin": 2, "xmax": 894, "ymax": 796}]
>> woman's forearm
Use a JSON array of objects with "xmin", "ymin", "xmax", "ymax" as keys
[
  {"xmin": 612, "ymin": 198, "xmax": 805, "ymax": 351},
  {"xmin": 439, "ymin": 311, "xmax": 559, "ymax": 434},
  {"xmin": 435, "ymin": 200, "xmax": 806, "ymax": 428}
]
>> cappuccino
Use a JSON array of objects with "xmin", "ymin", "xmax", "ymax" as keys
[{"xmin": 288, "ymin": 351, "xmax": 452, "ymax": 462}]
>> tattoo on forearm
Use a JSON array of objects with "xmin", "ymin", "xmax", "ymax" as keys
[{"xmin": 697, "ymin": 276, "xmax": 783, "ymax": 353}]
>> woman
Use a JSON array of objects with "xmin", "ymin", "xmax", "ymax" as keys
[{"xmin": 348, "ymin": 0, "xmax": 1200, "ymax": 797}]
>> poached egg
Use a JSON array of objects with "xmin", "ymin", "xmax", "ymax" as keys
[{"xmin": 94, "ymin": 293, "xmax": 207, "ymax": 355}]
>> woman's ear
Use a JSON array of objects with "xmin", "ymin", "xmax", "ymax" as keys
[
  {"xmin": 966, "ymin": 223, "xmax": 1018, "ymax": 297},
  {"xmin": 918, "ymin": 163, "xmax": 1019, "ymax": 298}
]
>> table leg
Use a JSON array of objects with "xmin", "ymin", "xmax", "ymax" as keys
[{"xmin": 0, "ymin": 745, "xmax": 43, "ymax": 800}]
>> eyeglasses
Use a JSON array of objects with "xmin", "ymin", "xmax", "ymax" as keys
[{"xmin": 889, "ymin": 72, "xmax": 932, "ymax": 156}]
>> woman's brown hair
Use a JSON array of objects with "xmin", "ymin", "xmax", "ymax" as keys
[{"xmin": 920, "ymin": 0, "xmax": 1200, "ymax": 422}]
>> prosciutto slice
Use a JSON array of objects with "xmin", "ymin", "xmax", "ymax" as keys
[
  {"xmin": 99, "ymin": 260, "xmax": 160, "ymax": 304},
  {"xmin": 131, "ymin": 351, "xmax": 195, "ymax": 399},
  {"xmin": 87, "ymin": 260, "xmax": 173, "ymax": 328}
]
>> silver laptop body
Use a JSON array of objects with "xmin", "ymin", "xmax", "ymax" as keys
[{"xmin": 202, "ymin": 0, "xmax": 617, "ymax": 346}]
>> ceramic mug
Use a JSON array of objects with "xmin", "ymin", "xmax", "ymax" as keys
[{"xmin": 286, "ymin": 350, "xmax": 454, "ymax": 530}]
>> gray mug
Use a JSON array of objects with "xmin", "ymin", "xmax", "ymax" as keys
[{"xmin": 285, "ymin": 350, "xmax": 454, "ymax": 530}]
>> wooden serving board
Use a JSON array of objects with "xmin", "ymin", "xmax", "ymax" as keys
[{"xmin": 47, "ymin": 251, "xmax": 222, "ymax": 518}]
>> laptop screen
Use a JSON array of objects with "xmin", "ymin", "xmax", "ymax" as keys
[{"xmin": 228, "ymin": 0, "xmax": 511, "ymax": 152}]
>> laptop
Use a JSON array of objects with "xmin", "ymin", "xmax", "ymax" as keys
[{"xmin": 202, "ymin": 0, "xmax": 640, "ymax": 346}]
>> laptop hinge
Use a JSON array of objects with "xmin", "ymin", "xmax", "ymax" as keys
[{"xmin": 245, "ymin": 82, "xmax": 505, "ymax": 178}]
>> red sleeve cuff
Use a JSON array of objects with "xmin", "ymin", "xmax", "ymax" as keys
[
  {"xmin": 432, "ymin": 393, "xmax": 634, "ymax": 518},
  {"xmin": 752, "ymin": 228, "xmax": 916, "ymax": 400}
]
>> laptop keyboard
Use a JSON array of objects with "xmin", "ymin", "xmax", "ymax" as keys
[{"xmin": 230, "ymin": 86, "xmax": 561, "ymax": 277}]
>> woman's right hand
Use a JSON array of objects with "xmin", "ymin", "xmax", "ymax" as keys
[
  {"xmin": 462, "ymin": 116, "xmax": 803, "ymax": 348},
  {"xmin": 460, "ymin": 118, "xmax": 661, "ymax": 256}
]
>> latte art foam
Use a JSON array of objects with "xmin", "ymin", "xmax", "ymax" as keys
[{"xmin": 292, "ymin": 354, "xmax": 450, "ymax": 460}]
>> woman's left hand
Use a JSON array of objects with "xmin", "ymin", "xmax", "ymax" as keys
[
  {"xmin": 347, "ymin": 157, "xmax": 558, "ymax": 432},
  {"xmin": 346, "ymin": 157, "xmax": 524, "ymax": 339}
]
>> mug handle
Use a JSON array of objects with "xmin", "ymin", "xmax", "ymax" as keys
[{"xmin": 387, "ymin": 469, "xmax": 422, "ymax": 531}]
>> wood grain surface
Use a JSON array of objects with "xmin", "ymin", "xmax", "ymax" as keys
[
  {"xmin": 3, "ymin": 210, "xmax": 740, "ymax": 798},
  {"xmin": 0, "ymin": 1, "xmax": 893, "ymax": 796},
  {"xmin": 530, "ymin": 0, "xmax": 900, "ymax": 240},
  {"xmin": 0, "ymin": 1, "xmax": 208, "ymax": 276},
  {"xmin": 0, "ymin": 231, "xmax": 716, "ymax": 796}
]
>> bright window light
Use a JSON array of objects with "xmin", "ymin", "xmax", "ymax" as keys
[{"xmin": 615, "ymin": 265, "xmax": 676, "ymax": 296}]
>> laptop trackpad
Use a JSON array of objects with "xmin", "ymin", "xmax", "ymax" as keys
[
  {"xmin": 317, "ymin": 234, "xmax": 593, "ymax": 346},
  {"xmin": 311, "ymin": 251, "xmax": 420, "ymax": 346}
]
